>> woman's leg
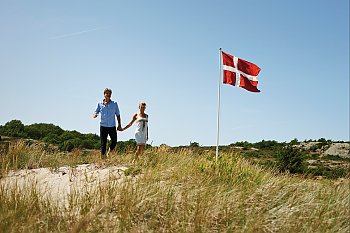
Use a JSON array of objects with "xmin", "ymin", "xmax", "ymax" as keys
[{"xmin": 132, "ymin": 144, "xmax": 144, "ymax": 163}]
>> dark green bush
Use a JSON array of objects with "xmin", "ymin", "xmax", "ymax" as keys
[
  {"xmin": 276, "ymin": 146, "xmax": 306, "ymax": 174},
  {"xmin": 0, "ymin": 120, "xmax": 27, "ymax": 137},
  {"xmin": 255, "ymin": 140, "xmax": 281, "ymax": 150}
]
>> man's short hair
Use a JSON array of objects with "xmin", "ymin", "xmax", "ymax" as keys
[{"xmin": 104, "ymin": 88, "xmax": 112, "ymax": 94}]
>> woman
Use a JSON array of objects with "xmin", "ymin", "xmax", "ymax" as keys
[{"xmin": 122, "ymin": 102, "xmax": 148, "ymax": 163}]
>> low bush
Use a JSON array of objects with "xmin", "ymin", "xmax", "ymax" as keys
[{"xmin": 276, "ymin": 146, "xmax": 306, "ymax": 174}]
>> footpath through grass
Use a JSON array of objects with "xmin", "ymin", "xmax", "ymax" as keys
[{"xmin": 0, "ymin": 143, "xmax": 349, "ymax": 232}]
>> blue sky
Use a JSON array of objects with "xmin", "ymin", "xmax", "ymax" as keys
[{"xmin": 0, "ymin": 0, "xmax": 349, "ymax": 146}]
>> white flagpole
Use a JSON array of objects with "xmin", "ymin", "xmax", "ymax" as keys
[{"xmin": 216, "ymin": 48, "xmax": 222, "ymax": 162}]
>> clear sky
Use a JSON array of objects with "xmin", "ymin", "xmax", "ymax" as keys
[{"xmin": 0, "ymin": 0, "xmax": 349, "ymax": 146}]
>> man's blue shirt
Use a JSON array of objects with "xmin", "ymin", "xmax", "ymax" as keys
[{"xmin": 95, "ymin": 100, "xmax": 120, "ymax": 127}]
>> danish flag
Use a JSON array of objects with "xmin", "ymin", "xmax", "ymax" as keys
[{"xmin": 222, "ymin": 51, "xmax": 261, "ymax": 92}]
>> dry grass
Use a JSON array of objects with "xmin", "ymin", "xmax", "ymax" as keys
[{"xmin": 0, "ymin": 141, "xmax": 349, "ymax": 232}]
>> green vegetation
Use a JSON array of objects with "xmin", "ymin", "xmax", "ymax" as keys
[
  {"xmin": 0, "ymin": 120, "xmax": 138, "ymax": 152},
  {"xmin": 276, "ymin": 146, "xmax": 306, "ymax": 174},
  {"xmin": 174, "ymin": 139, "xmax": 349, "ymax": 179},
  {"xmin": 0, "ymin": 119, "xmax": 349, "ymax": 180},
  {"xmin": 0, "ymin": 119, "xmax": 99, "ymax": 151},
  {"xmin": 0, "ymin": 142, "xmax": 349, "ymax": 232}
]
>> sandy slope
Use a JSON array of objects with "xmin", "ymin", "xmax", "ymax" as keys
[{"xmin": 1, "ymin": 164, "xmax": 128, "ymax": 208}]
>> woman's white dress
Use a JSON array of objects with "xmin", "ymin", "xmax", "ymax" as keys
[{"xmin": 135, "ymin": 114, "xmax": 148, "ymax": 145}]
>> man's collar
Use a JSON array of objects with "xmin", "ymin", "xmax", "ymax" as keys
[{"xmin": 103, "ymin": 99, "xmax": 112, "ymax": 105}]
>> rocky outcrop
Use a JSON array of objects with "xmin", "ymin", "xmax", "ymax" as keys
[
  {"xmin": 297, "ymin": 142, "xmax": 349, "ymax": 158},
  {"xmin": 324, "ymin": 143, "xmax": 350, "ymax": 158}
]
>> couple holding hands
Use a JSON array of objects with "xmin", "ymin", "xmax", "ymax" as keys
[{"xmin": 93, "ymin": 88, "xmax": 148, "ymax": 163}]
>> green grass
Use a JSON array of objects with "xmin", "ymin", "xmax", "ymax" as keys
[{"xmin": 0, "ymin": 141, "xmax": 349, "ymax": 232}]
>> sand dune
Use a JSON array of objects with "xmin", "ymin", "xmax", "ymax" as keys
[{"xmin": 1, "ymin": 164, "xmax": 129, "ymax": 208}]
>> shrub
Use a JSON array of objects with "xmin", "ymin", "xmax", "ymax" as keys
[
  {"xmin": 255, "ymin": 140, "xmax": 280, "ymax": 150},
  {"xmin": 190, "ymin": 141, "xmax": 200, "ymax": 147},
  {"xmin": 276, "ymin": 146, "xmax": 306, "ymax": 174},
  {"xmin": 2, "ymin": 120, "xmax": 26, "ymax": 137}
]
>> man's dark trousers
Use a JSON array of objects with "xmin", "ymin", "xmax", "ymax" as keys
[{"xmin": 100, "ymin": 126, "xmax": 117, "ymax": 159}]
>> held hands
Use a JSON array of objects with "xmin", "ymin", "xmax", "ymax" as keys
[
  {"xmin": 120, "ymin": 124, "xmax": 131, "ymax": 132},
  {"xmin": 117, "ymin": 125, "xmax": 123, "ymax": 131}
]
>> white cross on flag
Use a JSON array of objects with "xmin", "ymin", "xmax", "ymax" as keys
[{"xmin": 222, "ymin": 51, "xmax": 261, "ymax": 92}]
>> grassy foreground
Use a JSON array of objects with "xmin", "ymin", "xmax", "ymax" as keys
[{"xmin": 0, "ymin": 142, "xmax": 349, "ymax": 232}]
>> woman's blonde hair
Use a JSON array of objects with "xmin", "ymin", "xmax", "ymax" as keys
[{"xmin": 139, "ymin": 102, "xmax": 146, "ymax": 108}]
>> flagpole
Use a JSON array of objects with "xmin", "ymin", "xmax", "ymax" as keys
[{"xmin": 216, "ymin": 48, "xmax": 222, "ymax": 162}]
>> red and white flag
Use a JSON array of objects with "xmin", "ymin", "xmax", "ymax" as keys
[{"xmin": 222, "ymin": 51, "xmax": 261, "ymax": 92}]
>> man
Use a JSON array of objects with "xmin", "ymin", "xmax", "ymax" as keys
[{"xmin": 93, "ymin": 88, "xmax": 122, "ymax": 159}]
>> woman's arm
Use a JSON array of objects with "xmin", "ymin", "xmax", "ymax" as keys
[
  {"xmin": 122, "ymin": 114, "xmax": 137, "ymax": 131},
  {"xmin": 146, "ymin": 114, "xmax": 149, "ymax": 140}
]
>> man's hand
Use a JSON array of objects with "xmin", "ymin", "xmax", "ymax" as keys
[
  {"xmin": 117, "ymin": 125, "xmax": 123, "ymax": 131},
  {"xmin": 93, "ymin": 113, "xmax": 98, "ymax": 118}
]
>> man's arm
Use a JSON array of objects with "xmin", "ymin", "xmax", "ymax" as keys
[
  {"xmin": 93, "ymin": 103, "xmax": 100, "ymax": 118},
  {"xmin": 115, "ymin": 102, "xmax": 122, "ymax": 130},
  {"xmin": 117, "ymin": 115, "xmax": 122, "ymax": 131}
]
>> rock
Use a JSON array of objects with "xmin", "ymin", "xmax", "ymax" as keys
[
  {"xmin": 324, "ymin": 143, "xmax": 350, "ymax": 158},
  {"xmin": 298, "ymin": 142, "xmax": 322, "ymax": 150}
]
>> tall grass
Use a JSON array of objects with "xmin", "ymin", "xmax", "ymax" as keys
[
  {"xmin": 0, "ymin": 141, "xmax": 102, "ymax": 178},
  {"xmin": 0, "ymin": 142, "xmax": 349, "ymax": 232}
]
